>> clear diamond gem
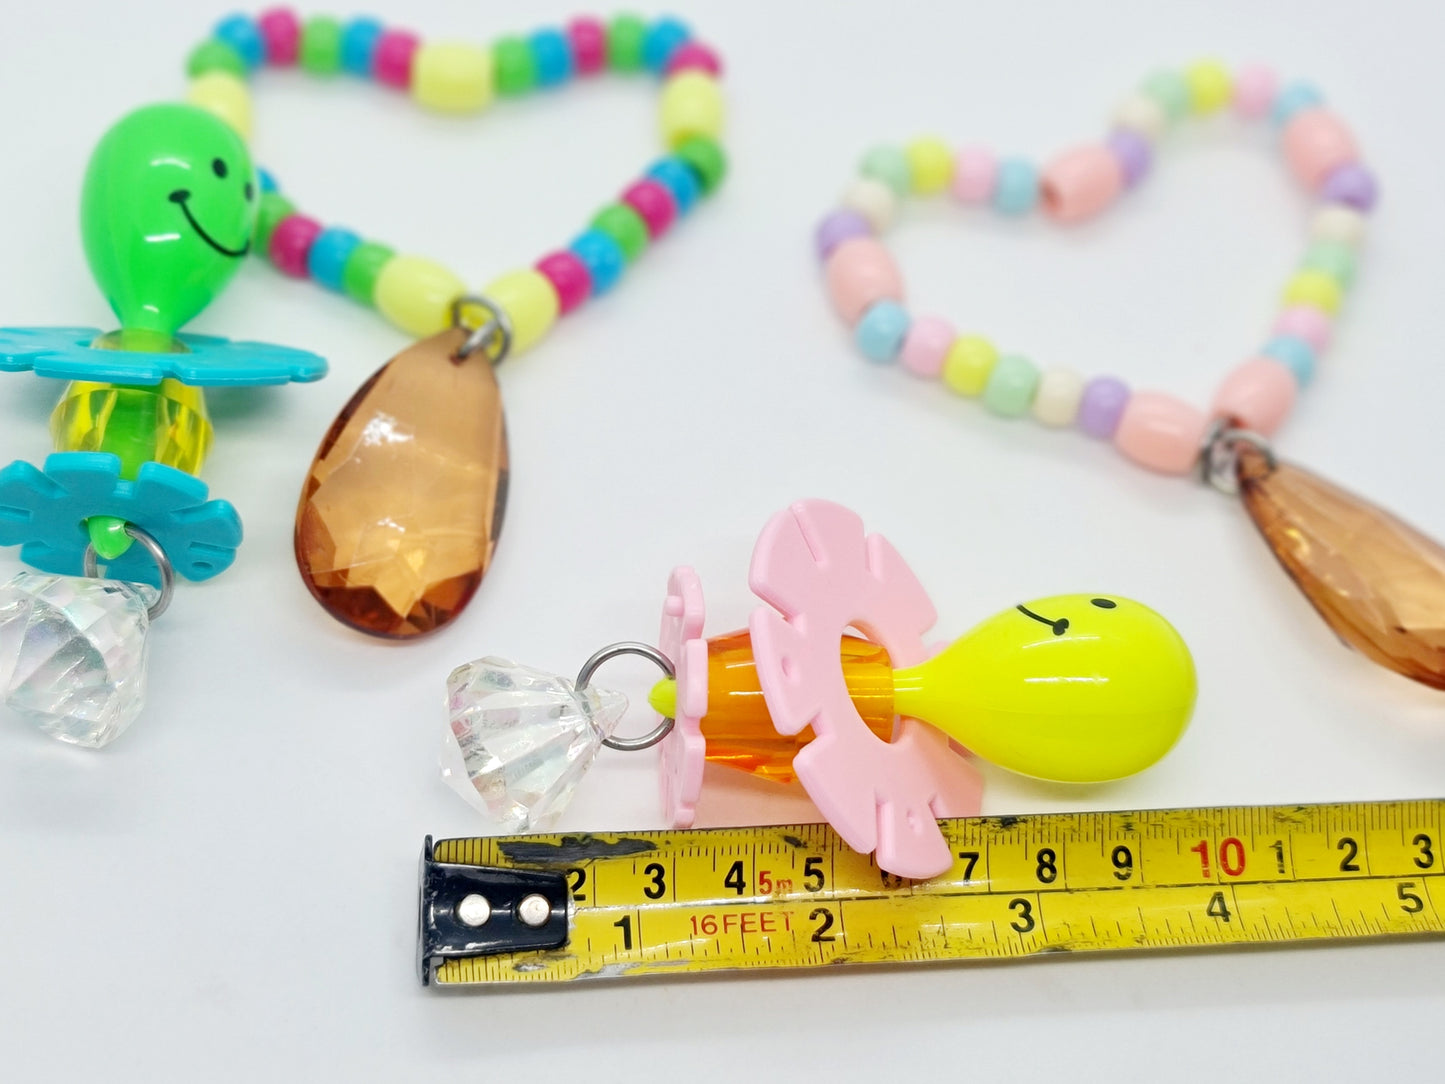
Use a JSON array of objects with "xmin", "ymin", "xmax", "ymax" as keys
[
  {"xmin": 441, "ymin": 657, "xmax": 627, "ymax": 832},
  {"xmin": 0, "ymin": 572, "xmax": 155, "ymax": 748}
]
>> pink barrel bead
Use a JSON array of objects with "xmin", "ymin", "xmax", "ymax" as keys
[
  {"xmin": 1273, "ymin": 306, "xmax": 1333, "ymax": 352},
  {"xmin": 1114, "ymin": 391, "xmax": 1207, "ymax": 475},
  {"xmin": 665, "ymin": 42, "xmax": 723, "ymax": 77},
  {"xmin": 825, "ymin": 237, "xmax": 905, "ymax": 324},
  {"xmin": 951, "ymin": 147, "xmax": 996, "ymax": 202},
  {"xmin": 1212, "ymin": 357, "xmax": 1296, "ymax": 436},
  {"xmin": 1041, "ymin": 145, "xmax": 1124, "ymax": 224},
  {"xmin": 374, "ymin": 29, "xmax": 420, "ymax": 88},
  {"xmin": 1232, "ymin": 64, "xmax": 1277, "ymax": 120},
  {"xmin": 899, "ymin": 316, "xmax": 953, "ymax": 378},
  {"xmin": 568, "ymin": 17, "xmax": 607, "ymax": 74},
  {"xmin": 257, "ymin": 7, "xmax": 300, "ymax": 65},
  {"xmin": 622, "ymin": 179, "xmax": 678, "ymax": 239},
  {"xmin": 535, "ymin": 250, "xmax": 593, "ymax": 315},
  {"xmin": 269, "ymin": 214, "xmax": 323, "ymax": 278},
  {"xmin": 1283, "ymin": 108, "xmax": 1359, "ymax": 190}
]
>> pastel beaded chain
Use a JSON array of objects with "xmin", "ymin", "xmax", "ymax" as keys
[
  {"xmin": 186, "ymin": 10, "xmax": 727, "ymax": 349},
  {"xmin": 816, "ymin": 60, "xmax": 1371, "ymax": 475},
  {"xmin": 815, "ymin": 64, "xmax": 1445, "ymax": 694}
]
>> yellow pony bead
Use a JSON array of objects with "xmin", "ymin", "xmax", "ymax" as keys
[
  {"xmin": 1282, "ymin": 269, "xmax": 1343, "ymax": 314},
  {"xmin": 941, "ymin": 335, "xmax": 998, "ymax": 396},
  {"xmin": 412, "ymin": 42, "xmax": 494, "ymax": 113},
  {"xmin": 483, "ymin": 269, "xmax": 560, "ymax": 354},
  {"xmin": 906, "ymin": 136, "xmax": 954, "ymax": 195},
  {"xmin": 660, "ymin": 70, "xmax": 725, "ymax": 149},
  {"xmin": 187, "ymin": 72, "xmax": 253, "ymax": 141},
  {"xmin": 892, "ymin": 595, "xmax": 1197, "ymax": 783},
  {"xmin": 374, "ymin": 255, "xmax": 467, "ymax": 337},
  {"xmin": 1184, "ymin": 59, "xmax": 1232, "ymax": 113}
]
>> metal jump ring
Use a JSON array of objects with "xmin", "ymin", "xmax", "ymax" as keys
[
  {"xmin": 575, "ymin": 641, "xmax": 677, "ymax": 752},
  {"xmin": 1199, "ymin": 418, "xmax": 1277, "ymax": 497},
  {"xmin": 82, "ymin": 524, "xmax": 175, "ymax": 621},
  {"xmin": 450, "ymin": 294, "xmax": 513, "ymax": 367}
]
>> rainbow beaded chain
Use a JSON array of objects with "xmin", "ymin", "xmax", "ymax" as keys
[
  {"xmin": 185, "ymin": 10, "xmax": 727, "ymax": 350},
  {"xmin": 816, "ymin": 60, "xmax": 1374, "ymax": 475}
]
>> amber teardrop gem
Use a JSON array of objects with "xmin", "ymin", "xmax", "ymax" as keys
[
  {"xmin": 1237, "ymin": 444, "xmax": 1445, "ymax": 689},
  {"xmin": 295, "ymin": 328, "xmax": 507, "ymax": 639}
]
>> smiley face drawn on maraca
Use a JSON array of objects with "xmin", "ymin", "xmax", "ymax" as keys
[
  {"xmin": 893, "ymin": 594, "xmax": 1198, "ymax": 784},
  {"xmin": 80, "ymin": 103, "xmax": 257, "ymax": 339}
]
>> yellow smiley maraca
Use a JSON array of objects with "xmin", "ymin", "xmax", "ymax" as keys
[
  {"xmin": 648, "ymin": 594, "xmax": 1196, "ymax": 787},
  {"xmin": 892, "ymin": 594, "xmax": 1197, "ymax": 783}
]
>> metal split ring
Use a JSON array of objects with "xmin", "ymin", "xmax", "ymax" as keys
[
  {"xmin": 575, "ymin": 641, "xmax": 677, "ymax": 752},
  {"xmin": 82, "ymin": 523, "xmax": 176, "ymax": 621},
  {"xmin": 450, "ymin": 294, "xmax": 513, "ymax": 367},
  {"xmin": 1199, "ymin": 418, "xmax": 1277, "ymax": 497}
]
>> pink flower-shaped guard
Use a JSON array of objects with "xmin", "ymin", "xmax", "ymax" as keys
[
  {"xmin": 747, "ymin": 500, "xmax": 983, "ymax": 879},
  {"xmin": 657, "ymin": 567, "xmax": 709, "ymax": 827}
]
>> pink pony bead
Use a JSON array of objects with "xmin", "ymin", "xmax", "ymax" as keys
[
  {"xmin": 622, "ymin": 179, "xmax": 678, "ymax": 239},
  {"xmin": 374, "ymin": 29, "xmax": 421, "ymax": 89},
  {"xmin": 1232, "ymin": 64, "xmax": 1278, "ymax": 120},
  {"xmin": 1212, "ymin": 357, "xmax": 1297, "ymax": 437},
  {"xmin": 951, "ymin": 147, "xmax": 996, "ymax": 202},
  {"xmin": 1041, "ymin": 145, "xmax": 1124, "ymax": 224},
  {"xmin": 665, "ymin": 42, "xmax": 723, "ymax": 77},
  {"xmin": 1273, "ymin": 306, "xmax": 1333, "ymax": 352},
  {"xmin": 1114, "ymin": 391, "xmax": 1208, "ymax": 475},
  {"xmin": 257, "ymin": 7, "xmax": 301, "ymax": 66},
  {"xmin": 825, "ymin": 237, "xmax": 904, "ymax": 324},
  {"xmin": 567, "ymin": 17, "xmax": 606, "ymax": 75},
  {"xmin": 900, "ymin": 316, "xmax": 954, "ymax": 378},
  {"xmin": 1283, "ymin": 108, "xmax": 1359, "ymax": 190},
  {"xmin": 269, "ymin": 214, "xmax": 323, "ymax": 278},
  {"xmin": 535, "ymin": 250, "xmax": 593, "ymax": 315}
]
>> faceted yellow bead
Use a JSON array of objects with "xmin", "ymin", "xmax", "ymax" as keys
[
  {"xmin": 483, "ymin": 269, "xmax": 559, "ymax": 355},
  {"xmin": 942, "ymin": 335, "xmax": 998, "ymax": 396},
  {"xmin": 51, "ymin": 379, "xmax": 213, "ymax": 480},
  {"xmin": 1185, "ymin": 60, "xmax": 1232, "ymax": 113},
  {"xmin": 412, "ymin": 42, "xmax": 494, "ymax": 113},
  {"xmin": 906, "ymin": 136, "xmax": 954, "ymax": 195},
  {"xmin": 375, "ymin": 255, "xmax": 467, "ymax": 337},
  {"xmin": 187, "ymin": 71, "xmax": 253, "ymax": 142},
  {"xmin": 660, "ymin": 71, "xmax": 724, "ymax": 149},
  {"xmin": 1282, "ymin": 269, "xmax": 1343, "ymax": 314}
]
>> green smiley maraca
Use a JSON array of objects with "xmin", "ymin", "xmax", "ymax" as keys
[
  {"xmin": 0, "ymin": 102, "xmax": 325, "ymax": 749},
  {"xmin": 81, "ymin": 103, "xmax": 257, "ymax": 343}
]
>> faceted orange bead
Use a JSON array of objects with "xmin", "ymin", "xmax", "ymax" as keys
[
  {"xmin": 1238, "ymin": 444, "xmax": 1445, "ymax": 689},
  {"xmin": 698, "ymin": 630, "xmax": 895, "ymax": 783},
  {"xmin": 295, "ymin": 328, "xmax": 507, "ymax": 638}
]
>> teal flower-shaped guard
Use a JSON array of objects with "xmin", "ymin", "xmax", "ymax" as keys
[
  {"xmin": 0, "ymin": 326, "xmax": 326, "ymax": 387},
  {"xmin": 0, "ymin": 453, "xmax": 243, "ymax": 585}
]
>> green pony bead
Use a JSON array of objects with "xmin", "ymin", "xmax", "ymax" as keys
[
  {"xmin": 674, "ymin": 135, "xmax": 727, "ymax": 195},
  {"xmin": 253, "ymin": 191, "xmax": 295, "ymax": 255},
  {"xmin": 300, "ymin": 16, "xmax": 344, "ymax": 74},
  {"xmin": 341, "ymin": 241, "xmax": 397, "ymax": 306},
  {"xmin": 591, "ymin": 204, "xmax": 650, "ymax": 262},
  {"xmin": 81, "ymin": 103, "xmax": 257, "ymax": 336},
  {"xmin": 982, "ymin": 354, "xmax": 1041, "ymax": 417},
  {"xmin": 1302, "ymin": 239, "xmax": 1357, "ymax": 288},
  {"xmin": 1142, "ymin": 70, "xmax": 1191, "ymax": 121},
  {"xmin": 860, "ymin": 145, "xmax": 911, "ymax": 197},
  {"xmin": 494, "ymin": 36, "xmax": 537, "ymax": 95},
  {"xmin": 187, "ymin": 39, "xmax": 247, "ymax": 78},
  {"xmin": 608, "ymin": 14, "xmax": 647, "ymax": 70}
]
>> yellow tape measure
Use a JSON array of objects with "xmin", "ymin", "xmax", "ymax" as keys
[{"xmin": 418, "ymin": 799, "xmax": 1445, "ymax": 985}]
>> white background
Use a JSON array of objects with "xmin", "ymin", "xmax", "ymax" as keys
[{"xmin": 2, "ymin": 0, "xmax": 1444, "ymax": 1079}]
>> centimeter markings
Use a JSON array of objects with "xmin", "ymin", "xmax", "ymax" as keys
[{"xmin": 431, "ymin": 800, "xmax": 1445, "ymax": 984}]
